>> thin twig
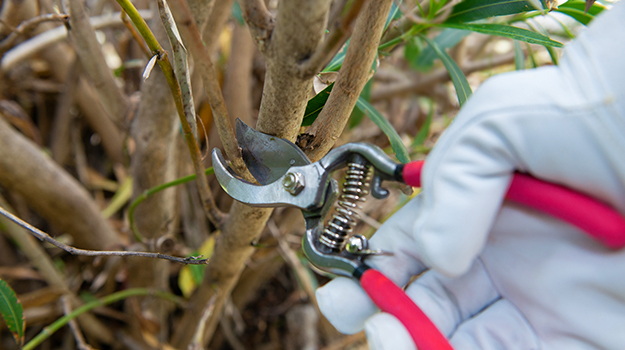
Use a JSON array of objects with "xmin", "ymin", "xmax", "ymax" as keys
[
  {"xmin": 1, "ymin": 10, "xmax": 153, "ymax": 72},
  {"xmin": 297, "ymin": 0, "xmax": 365, "ymax": 78},
  {"xmin": 0, "ymin": 13, "xmax": 68, "ymax": 54},
  {"xmin": 121, "ymin": 10, "xmax": 151, "ymax": 57},
  {"xmin": 0, "ymin": 206, "xmax": 209, "ymax": 265},
  {"xmin": 61, "ymin": 296, "xmax": 94, "ymax": 350},
  {"xmin": 187, "ymin": 294, "xmax": 217, "ymax": 350},
  {"xmin": 115, "ymin": 0, "xmax": 225, "ymax": 227}
]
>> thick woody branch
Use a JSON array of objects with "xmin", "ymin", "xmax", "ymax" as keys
[
  {"xmin": 167, "ymin": 0, "xmax": 253, "ymax": 181},
  {"xmin": 301, "ymin": 0, "xmax": 395, "ymax": 161},
  {"xmin": 297, "ymin": 0, "xmax": 364, "ymax": 78},
  {"xmin": 241, "ymin": 0, "xmax": 274, "ymax": 53},
  {"xmin": 0, "ymin": 116, "xmax": 119, "ymax": 249},
  {"xmin": 68, "ymin": 0, "xmax": 129, "ymax": 124},
  {"xmin": 172, "ymin": 0, "xmax": 332, "ymax": 347}
]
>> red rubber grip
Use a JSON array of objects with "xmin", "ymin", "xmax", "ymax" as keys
[
  {"xmin": 401, "ymin": 160, "xmax": 625, "ymax": 249},
  {"xmin": 360, "ymin": 268, "xmax": 453, "ymax": 350}
]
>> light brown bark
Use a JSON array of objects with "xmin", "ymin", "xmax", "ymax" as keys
[{"xmin": 0, "ymin": 117, "xmax": 119, "ymax": 250}]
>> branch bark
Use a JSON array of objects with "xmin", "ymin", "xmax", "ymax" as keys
[
  {"xmin": 0, "ymin": 116, "xmax": 119, "ymax": 250},
  {"xmin": 241, "ymin": 0, "xmax": 274, "ymax": 53},
  {"xmin": 171, "ymin": 0, "xmax": 332, "ymax": 346},
  {"xmin": 297, "ymin": 0, "xmax": 364, "ymax": 78},
  {"xmin": 300, "ymin": 0, "xmax": 395, "ymax": 161},
  {"xmin": 167, "ymin": 0, "xmax": 252, "ymax": 180},
  {"xmin": 68, "ymin": 0, "xmax": 130, "ymax": 124}
]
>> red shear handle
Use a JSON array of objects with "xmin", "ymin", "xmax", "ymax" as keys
[
  {"xmin": 401, "ymin": 160, "xmax": 625, "ymax": 249},
  {"xmin": 359, "ymin": 268, "xmax": 453, "ymax": 350}
]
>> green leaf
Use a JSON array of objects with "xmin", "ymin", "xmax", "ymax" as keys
[
  {"xmin": 513, "ymin": 40, "xmax": 525, "ymax": 70},
  {"xmin": 301, "ymin": 83, "xmax": 334, "ymax": 126},
  {"xmin": 0, "ymin": 279, "xmax": 24, "ymax": 347},
  {"xmin": 355, "ymin": 97, "xmax": 410, "ymax": 164},
  {"xmin": 441, "ymin": 23, "xmax": 563, "ymax": 47},
  {"xmin": 231, "ymin": 1, "xmax": 245, "ymax": 25},
  {"xmin": 446, "ymin": 0, "xmax": 540, "ymax": 23},
  {"xmin": 554, "ymin": 0, "xmax": 605, "ymax": 25},
  {"xmin": 411, "ymin": 29, "xmax": 469, "ymax": 71},
  {"xmin": 420, "ymin": 35, "xmax": 472, "ymax": 106}
]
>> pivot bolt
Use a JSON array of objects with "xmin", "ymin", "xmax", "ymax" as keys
[
  {"xmin": 345, "ymin": 234, "xmax": 369, "ymax": 254},
  {"xmin": 283, "ymin": 172, "xmax": 305, "ymax": 195}
]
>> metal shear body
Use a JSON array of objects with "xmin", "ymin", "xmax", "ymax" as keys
[{"xmin": 212, "ymin": 120, "xmax": 625, "ymax": 350}]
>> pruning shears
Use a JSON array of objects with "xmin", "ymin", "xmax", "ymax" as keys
[{"xmin": 212, "ymin": 120, "xmax": 625, "ymax": 350}]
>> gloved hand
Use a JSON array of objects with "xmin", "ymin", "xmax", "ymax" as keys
[{"xmin": 316, "ymin": 3, "xmax": 625, "ymax": 349}]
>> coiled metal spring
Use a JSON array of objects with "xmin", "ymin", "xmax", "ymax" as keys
[{"xmin": 319, "ymin": 160, "xmax": 372, "ymax": 251}]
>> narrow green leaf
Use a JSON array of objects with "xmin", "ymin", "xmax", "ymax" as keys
[
  {"xmin": 0, "ymin": 279, "xmax": 24, "ymax": 347},
  {"xmin": 513, "ymin": 40, "xmax": 525, "ymax": 70},
  {"xmin": 323, "ymin": 40, "xmax": 349, "ymax": 72},
  {"xmin": 441, "ymin": 23, "xmax": 563, "ymax": 47},
  {"xmin": 355, "ymin": 98, "xmax": 410, "ymax": 164},
  {"xmin": 554, "ymin": 0, "xmax": 605, "ymax": 25},
  {"xmin": 446, "ymin": 0, "xmax": 540, "ymax": 23},
  {"xmin": 411, "ymin": 29, "xmax": 469, "ymax": 71},
  {"xmin": 301, "ymin": 83, "xmax": 334, "ymax": 126},
  {"xmin": 420, "ymin": 35, "xmax": 472, "ymax": 106}
]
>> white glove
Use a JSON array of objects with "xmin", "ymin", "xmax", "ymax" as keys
[{"xmin": 317, "ymin": 3, "xmax": 625, "ymax": 349}]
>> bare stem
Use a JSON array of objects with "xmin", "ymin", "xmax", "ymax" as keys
[
  {"xmin": 301, "ymin": 0, "xmax": 395, "ymax": 161},
  {"xmin": 0, "ymin": 13, "xmax": 68, "ymax": 54},
  {"xmin": 0, "ymin": 206, "xmax": 209, "ymax": 265},
  {"xmin": 61, "ymin": 296, "xmax": 94, "ymax": 350},
  {"xmin": 69, "ymin": 0, "xmax": 129, "ymax": 124},
  {"xmin": 297, "ymin": 0, "xmax": 364, "ymax": 78},
  {"xmin": 121, "ymin": 11, "xmax": 151, "ymax": 57}
]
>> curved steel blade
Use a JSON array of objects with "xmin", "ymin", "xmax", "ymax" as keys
[{"xmin": 236, "ymin": 119, "xmax": 310, "ymax": 185}]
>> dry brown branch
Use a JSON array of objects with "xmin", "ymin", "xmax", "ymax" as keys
[
  {"xmin": 0, "ymin": 205, "xmax": 209, "ymax": 264},
  {"xmin": 0, "ymin": 116, "xmax": 119, "ymax": 249},
  {"xmin": 172, "ymin": 0, "xmax": 332, "ymax": 344},
  {"xmin": 241, "ymin": 0, "xmax": 274, "ymax": 53},
  {"xmin": 0, "ymin": 13, "xmax": 68, "ymax": 54},
  {"xmin": 61, "ymin": 296, "xmax": 95, "ymax": 350},
  {"xmin": 297, "ymin": 0, "xmax": 365, "ymax": 78},
  {"xmin": 201, "ymin": 0, "xmax": 236, "ymax": 55},
  {"xmin": 1, "ymin": 10, "xmax": 153, "ymax": 72},
  {"xmin": 121, "ymin": 11, "xmax": 151, "ymax": 57},
  {"xmin": 300, "ymin": 0, "xmax": 395, "ymax": 161},
  {"xmin": 167, "ymin": 0, "xmax": 252, "ymax": 180},
  {"xmin": 50, "ymin": 59, "xmax": 80, "ymax": 165},
  {"xmin": 371, "ymin": 51, "xmax": 516, "ymax": 102},
  {"xmin": 68, "ymin": 0, "xmax": 129, "ymax": 124},
  {"xmin": 187, "ymin": 294, "xmax": 217, "ymax": 350},
  {"xmin": 0, "ymin": 0, "xmax": 38, "ymax": 37},
  {"xmin": 0, "ymin": 195, "xmax": 115, "ymax": 344}
]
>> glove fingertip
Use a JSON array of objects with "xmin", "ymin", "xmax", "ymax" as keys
[
  {"xmin": 316, "ymin": 277, "xmax": 377, "ymax": 334},
  {"xmin": 365, "ymin": 313, "xmax": 417, "ymax": 350}
]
